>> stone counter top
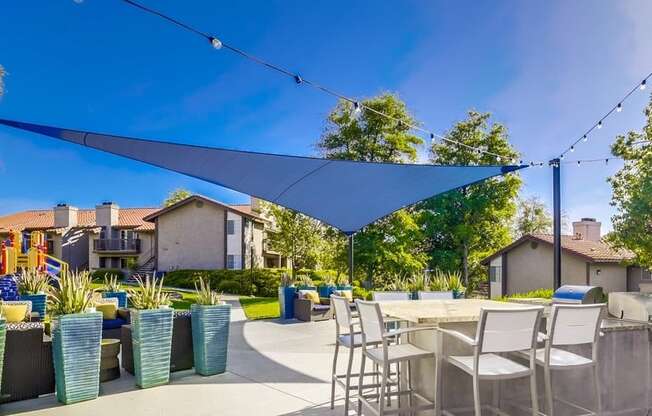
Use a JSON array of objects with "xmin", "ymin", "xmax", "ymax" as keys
[{"xmin": 378, "ymin": 299, "xmax": 650, "ymax": 332}]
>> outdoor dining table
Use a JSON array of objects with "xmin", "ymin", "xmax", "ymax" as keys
[{"xmin": 377, "ymin": 299, "xmax": 550, "ymax": 416}]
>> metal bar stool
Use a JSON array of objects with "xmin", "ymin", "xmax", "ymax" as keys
[{"xmin": 355, "ymin": 299, "xmax": 438, "ymax": 416}]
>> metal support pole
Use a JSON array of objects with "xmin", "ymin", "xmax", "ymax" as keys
[
  {"xmin": 551, "ymin": 159, "xmax": 562, "ymax": 289},
  {"xmin": 348, "ymin": 234, "xmax": 354, "ymax": 284}
]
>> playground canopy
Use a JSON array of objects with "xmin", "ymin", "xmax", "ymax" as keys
[{"xmin": 0, "ymin": 118, "xmax": 526, "ymax": 235}]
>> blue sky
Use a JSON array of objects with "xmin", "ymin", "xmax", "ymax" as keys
[{"xmin": 1, "ymin": 1, "xmax": 651, "ymax": 233}]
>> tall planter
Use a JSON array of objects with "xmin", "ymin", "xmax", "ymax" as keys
[
  {"xmin": 20, "ymin": 293, "xmax": 47, "ymax": 319},
  {"xmin": 52, "ymin": 312, "xmax": 103, "ymax": 404},
  {"xmin": 317, "ymin": 285, "xmax": 336, "ymax": 298},
  {"xmin": 191, "ymin": 304, "xmax": 231, "ymax": 376},
  {"xmin": 278, "ymin": 286, "xmax": 296, "ymax": 319},
  {"xmin": 0, "ymin": 319, "xmax": 5, "ymax": 391},
  {"xmin": 102, "ymin": 291, "xmax": 127, "ymax": 308},
  {"xmin": 131, "ymin": 308, "xmax": 174, "ymax": 388}
]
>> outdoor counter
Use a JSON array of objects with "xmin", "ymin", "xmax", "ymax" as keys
[{"xmin": 378, "ymin": 299, "xmax": 652, "ymax": 416}]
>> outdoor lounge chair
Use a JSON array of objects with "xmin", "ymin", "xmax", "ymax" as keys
[
  {"xmin": 121, "ymin": 311, "xmax": 194, "ymax": 374},
  {"xmin": 294, "ymin": 295, "xmax": 333, "ymax": 322},
  {"xmin": 417, "ymin": 291, "xmax": 454, "ymax": 300},
  {"xmin": 371, "ymin": 291, "xmax": 411, "ymax": 301},
  {"xmin": 0, "ymin": 322, "xmax": 55, "ymax": 403}
]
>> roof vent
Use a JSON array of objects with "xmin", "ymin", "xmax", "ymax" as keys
[
  {"xmin": 102, "ymin": 201, "xmax": 114, "ymax": 205},
  {"xmin": 581, "ymin": 217, "xmax": 596, "ymax": 222},
  {"xmin": 56, "ymin": 203, "xmax": 68, "ymax": 207}
]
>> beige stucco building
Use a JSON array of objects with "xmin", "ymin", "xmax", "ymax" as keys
[{"xmin": 482, "ymin": 218, "xmax": 648, "ymax": 298}]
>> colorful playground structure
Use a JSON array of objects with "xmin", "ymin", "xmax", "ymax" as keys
[{"xmin": 0, "ymin": 230, "xmax": 68, "ymax": 277}]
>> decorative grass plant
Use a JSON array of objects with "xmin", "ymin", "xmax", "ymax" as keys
[
  {"xmin": 49, "ymin": 271, "xmax": 102, "ymax": 404},
  {"xmin": 102, "ymin": 273, "xmax": 127, "ymax": 308},
  {"xmin": 191, "ymin": 276, "xmax": 231, "ymax": 376},
  {"xmin": 129, "ymin": 275, "xmax": 174, "ymax": 388}
]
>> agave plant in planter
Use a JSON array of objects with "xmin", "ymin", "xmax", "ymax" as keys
[
  {"xmin": 101, "ymin": 274, "xmax": 127, "ymax": 308},
  {"xmin": 49, "ymin": 271, "xmax": 102, "ymax": 404},
  {"xmin": 191, "ymin": 276, "xmax": 231, "ymax": 376},
  {"xmin": 278, "ymin": 273, "xmax": 296, "ymax": 320},
  {"xmin": 17, "ymin": 269, "xmax": 50, "ymax": 319},
  {"xmin": 128, "ymin": 275, "xmax": 173, "ymax": 389}
]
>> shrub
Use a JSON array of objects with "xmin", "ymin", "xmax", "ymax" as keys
[
  {"xmin": 504, "ymin": 288, "xmax": 553, "ymax": 300},
  {"xmin": 352, "ymin": 286, "xmax": 372, "ymax": 300},
  {"xmin": 163, "ymin": 268, "xmax": 288, "ymax": 297},
  {"xmin": 217, "ymin": 280, "xmax": 241, "ymax": 295},
  {"xmin": 90, "ymin": 269, "xmax": 124, "ymax": 282}
]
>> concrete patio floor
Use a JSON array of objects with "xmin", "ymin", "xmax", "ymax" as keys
[{"xmin": 0, "ymin": 299, "xmax": 354, "ymax": 416}]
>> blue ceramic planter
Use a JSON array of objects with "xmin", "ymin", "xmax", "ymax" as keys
[
  {"xmin": 20, "ymin": 293, "xmax": 47, "ymax": 319},
  {"xmin": 191, "ymin": 304, "xmax": 231, "ymax": 376},
  {"xmin": 317, "ymin": 285, "xmax": 336, "ymax": 298},
  {"xmin": 52, "ymin": 312, "xmax": 102, "ymax": 404},
  {"xmin": 0, "ymin": 319, "xmax": 5, "ymax": 391},
  {"xmin": 278, "ymin": 286, "xmax": 296, "ymax": 319},
  {"xmin": 131, "ymin": 308, "xmax": 174, "ymax": 389},
  {"xmin": 102, "ymin": 291, "xmax": 127, "ymax": 308},
  {"xmin": 336, "ymin": 285, "xmax": 352, "ymax": 291},
  {"xmin": 0, "ymin": 276, "xmax": 19, "ymax": 301}
]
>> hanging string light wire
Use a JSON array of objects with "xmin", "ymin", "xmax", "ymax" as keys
[
  {"xmin": 558, "ymin": 72, "xmax": 652, "ymax": 159},
  {"xmin": 119, "ymin": 0, "xmax": 526, "ymax": 165},
  {"xmin": 560, "ymin": 157, "xmax": 623, "ymax": 165}
]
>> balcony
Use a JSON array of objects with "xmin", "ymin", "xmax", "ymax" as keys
[{"xmin": 93, "ymin": 238, "xmax": 141, "ymax": 253}]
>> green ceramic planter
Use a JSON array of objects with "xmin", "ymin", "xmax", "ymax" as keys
[
  {"xmin": 131, "ymin": 308, "xmax": 174, "ymax": 388},
  {"xmin": 52, "ymin": 312, "xmax": 103, "ymax": 404},
  {"xmin": 0, "ymin": 319, "xmax": 5, "ymax": 391},
  {"xmin": 20, "ymin": 293, "xmax": 47, "ymax": 320},
  {"xmin": 191, "ymin": 303, "xmax": 231, "ymax": 376}
]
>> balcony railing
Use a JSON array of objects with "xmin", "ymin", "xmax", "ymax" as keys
[{"xmin": 93, "ymin": 238, "xmax": 141, "ymax": 253}]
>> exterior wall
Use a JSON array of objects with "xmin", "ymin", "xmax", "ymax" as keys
[
  {"xmin": 489, "ymin": 256, "xmax": 503, "ymax": 299},
  {"xmin": 505, "ymin": 240, "xmax": 587, "ymax": 295},
  {"xmin": 49, "ymin": 234, "xmax": 63, "ymax": 259},
  {"xmin": 243, "ymin": 220, "xmax": 264, "ymax": 269},
  {"xmin": 88, "ymin": 230, "xmax": 100, "ymax": 270},
  {"xmin": 627, "ymin": 267, "xmax": 652, "ymax": 291},
  {"xmin": 226, "ymin": 212, "xmax": 243, "ymax": 269},
  {"xmin": 137, "ymin": 231, "xmax": 155, "ymax": 265},
  {"xmin": 156, "ymin": 201, "xmax": 226, "ymax": 271},
  {"xmin": 589, "ymin": 263, "xmax": 627, "ymax": 293},
  {"xmin": 60, "ymin": 228, "xmax": 90, "ymax": 270}
]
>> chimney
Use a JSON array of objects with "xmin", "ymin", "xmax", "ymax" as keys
[
  {"xmin": 572, "ymin": 217, "xmax": 601, "ymax": 242},
  {"xmin": 95, "ymin": 201, "xmax": 119, "ymax": 227},
  {"xmin": 54, "ymin": 203, "xmax": 78, "ymax": 228}
]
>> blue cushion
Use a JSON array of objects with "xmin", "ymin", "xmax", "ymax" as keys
[{"xmin": 102, "ymin": 318, "xmax": 126, "ymax": 330}]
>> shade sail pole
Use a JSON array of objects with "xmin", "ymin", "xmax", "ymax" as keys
[
  {"xmin": 551, "ymin": 158, "xmax": 562, "ymax": 289},
  {"xmin": 347, "ymin": 234, "xmax": 354, "ymax": 285}
]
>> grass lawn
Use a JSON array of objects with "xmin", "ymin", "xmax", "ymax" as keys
[{"xmin": 239, "ymin": 296, "xmax": 279, "ymax": 320}]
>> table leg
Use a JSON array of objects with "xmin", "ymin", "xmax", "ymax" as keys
[{"xmin": 434, "ymin": 329, "xmax": 443, "ymax": 416}]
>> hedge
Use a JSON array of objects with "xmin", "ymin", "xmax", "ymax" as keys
[
  {"xmin": 90, "ymin": 269, "xmax": 125, "ymax": 282},
  {"xmin": 162, "ymin": 269, "xmax": 288, "ymax": 297}
]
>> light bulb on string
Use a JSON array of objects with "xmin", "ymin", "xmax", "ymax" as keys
[
  {"xmin": 352, "ymin": 102, "xmax": 362, "ymax": 118},
  {"xmin": 210, "ymin": 37, "xmax": 222, "ymax": 50},
  {"xmin": 641, "ymin": 80, "xmax": 647, "ymax": 90},
  {"xmin": 597, "ymin": 120, "xmax": 603, "ymax": 129},
  {"xmin": 617, "ymin": 103, "xmax": 623, "ymax": 112},
  {"xmin": 577, "ymin": 160, "xmax": 581, "ymax": 166},
  {"xmin": 570, "ymin": 146, "xmax": 575, "ymax": 152},
  {"xmin": 582, "ymin": 135, "xmax": 588, "ymax": 142},
  {"xmin": 429, "ymin": 133, "xmax": 435, "ymax": 142}
]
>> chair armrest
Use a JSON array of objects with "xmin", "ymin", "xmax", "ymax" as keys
[
  {"xmin": 537, "ymin": 332, "xmax": 548, "ymax": 343},
  {"xmin": 437, "ymin": 327, "xmax": 477, "ymax": 346},
  {"xmin": 384, "ymin": 326, "xmax": 438, "ymax": 339}
]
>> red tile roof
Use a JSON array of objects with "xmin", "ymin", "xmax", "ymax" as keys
[
  {"xmin": 483, "ymin": 233, "xmax": 635, "ymax": 264},
  {"xmin": 0, "ymin": 208, "xmax": 159, "ymax": 232}
]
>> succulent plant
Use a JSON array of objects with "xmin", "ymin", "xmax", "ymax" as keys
[
  {"xmin": 279, "ymin": 272, "xmax": 294, "ymax": 287},
  {"xmin": 49, "ymin": 271, "xmax": 95, "ymax": 316},
  {"xmin": 128, "ymin": 275, "xmax": 170, "ymax": 310},
  {"xmin": 295, "ymin": 275, "xmax": 314, "ymax": 287},
  {"xmin": 16, "ymin": 269, "xmax": 50, "ymax": 295},
  {"xmin": 335, "ymin": 274, "xmax": 349, "ymax": 286},
  {"xmin": 194, "ymin": 275, "xmax": 223, "ymax": 305},
  {"xmin": 103, "ymin": 273, "xmax": 122, "ymax": 292}
]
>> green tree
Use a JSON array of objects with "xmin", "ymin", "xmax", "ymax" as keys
[
  {"xmin": 163, "ymin": 188, "xmax": 192, "ymax": 207},
  {"xmin": 422, "ymin": 111, "xmax": 521, "ymax": 286},
  {"xmin": 513, "ymin": 196, "xmax": 553, "ymax": 238},
  {"xmin": 262, "ymin": 202, "xmax": 324, "ymax": 276},
  {"xmin": 607, "ymin": 97, "xmax": 652, "ymax": 268},
  {"xmin": 317, "ymin": 93, "xmax": 427, "ymax": 285}
]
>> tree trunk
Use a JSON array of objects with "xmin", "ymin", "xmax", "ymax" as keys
[{"xmin": 462, "ymin": 242, "xmax": 469, "ymax": 286}]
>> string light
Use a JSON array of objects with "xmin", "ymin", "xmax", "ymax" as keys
[
  {"xmin": 117, "ymin": 0, "xmax": 529, "ymax": 166},
  {"xmin": 352, "ymin": 102, "xmax": 362, "ymax": 118},
  {"xmin": 558, "ymin": 72, "xmax": 652, "ymax": 159}
]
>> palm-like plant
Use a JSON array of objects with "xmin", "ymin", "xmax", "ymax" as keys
[
  {"xmin": 429, "ymin": 269, "xmax": 449, "ymax": 291},
  {"xmin": 49, "ymin": 271, "xmax": 95, "ymax": 315},
  {"xmin": 194, "ymin": 276, "xmax": 223, "ymax": 305},
  {"xmin": 408, "ymin": 273, "xmax": 427, "ymax": 292},
  {"xmin": 445, "ymin": 270, "xmax": 465, "ymax": 293},
  {"xmin": 103, "ymin": 273, "xmax": 122, "ymax": 292},
  {"xmin": 16, "ymin": 269, "xmax": 50, "ymax": 295},
  {"xmin": 128, "ymin": 275, "xmax": 170, "ymax": 309}
]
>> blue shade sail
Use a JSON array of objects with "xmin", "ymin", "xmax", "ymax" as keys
[{"xmin": 0, "ymin": 118, "xmax": 527, "ymax": 234}]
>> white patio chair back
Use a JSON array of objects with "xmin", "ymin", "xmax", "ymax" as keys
[
  {"xmin": 477, "ymin": 307, "xmax": 543, "ymax": 353},
  {"xmin": 356, "ymin": 300, "xmax": 385, "ymax": 345},
  {"xmin": 372, "ymin": 291, "xmax": 410, "ymax": 301},
  {"xmin": 331, "ymin": 295, "xmax": 353, "ymax": 330},
  {"xmin": 417, "ymin": 291, "xmax": 454, "ymax": 300},
  {"xmin": 548, "ymin": 304, "xmax": 604, "ymax": 346}
]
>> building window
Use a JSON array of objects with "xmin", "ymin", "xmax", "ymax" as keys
[
  {"xmin": 227, "ymin": 220, "xmax": 235, "ymax": 235},
  {"xmin": 226, "ymin": 255, "xmax": 235, "ymax": 269},
  {"xmin": 489, "ymin": 266, "xmax": 502, "ymax": 283},
  {"xmin": 120, "ymin": 258, "xmax": 128, "ymax": 269}
]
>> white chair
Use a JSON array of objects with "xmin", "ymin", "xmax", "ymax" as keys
[
  {"xmin": 355, "ymin": 299, "xmax": 437, "ymax": 416},
  {"xmin": 417, "ymin": 291, "xmax": 454, "ymax": 300},
  {"xmin": 372, "ymin": 291, "xmax": 411, "ymax": 302},
  {"xmin": 525, "ymin": 303, "xmax": 604, "ymax": 416},
  {"xmin": 438, "ymin": 307, "xmax": 544, "ymax": 416}
]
